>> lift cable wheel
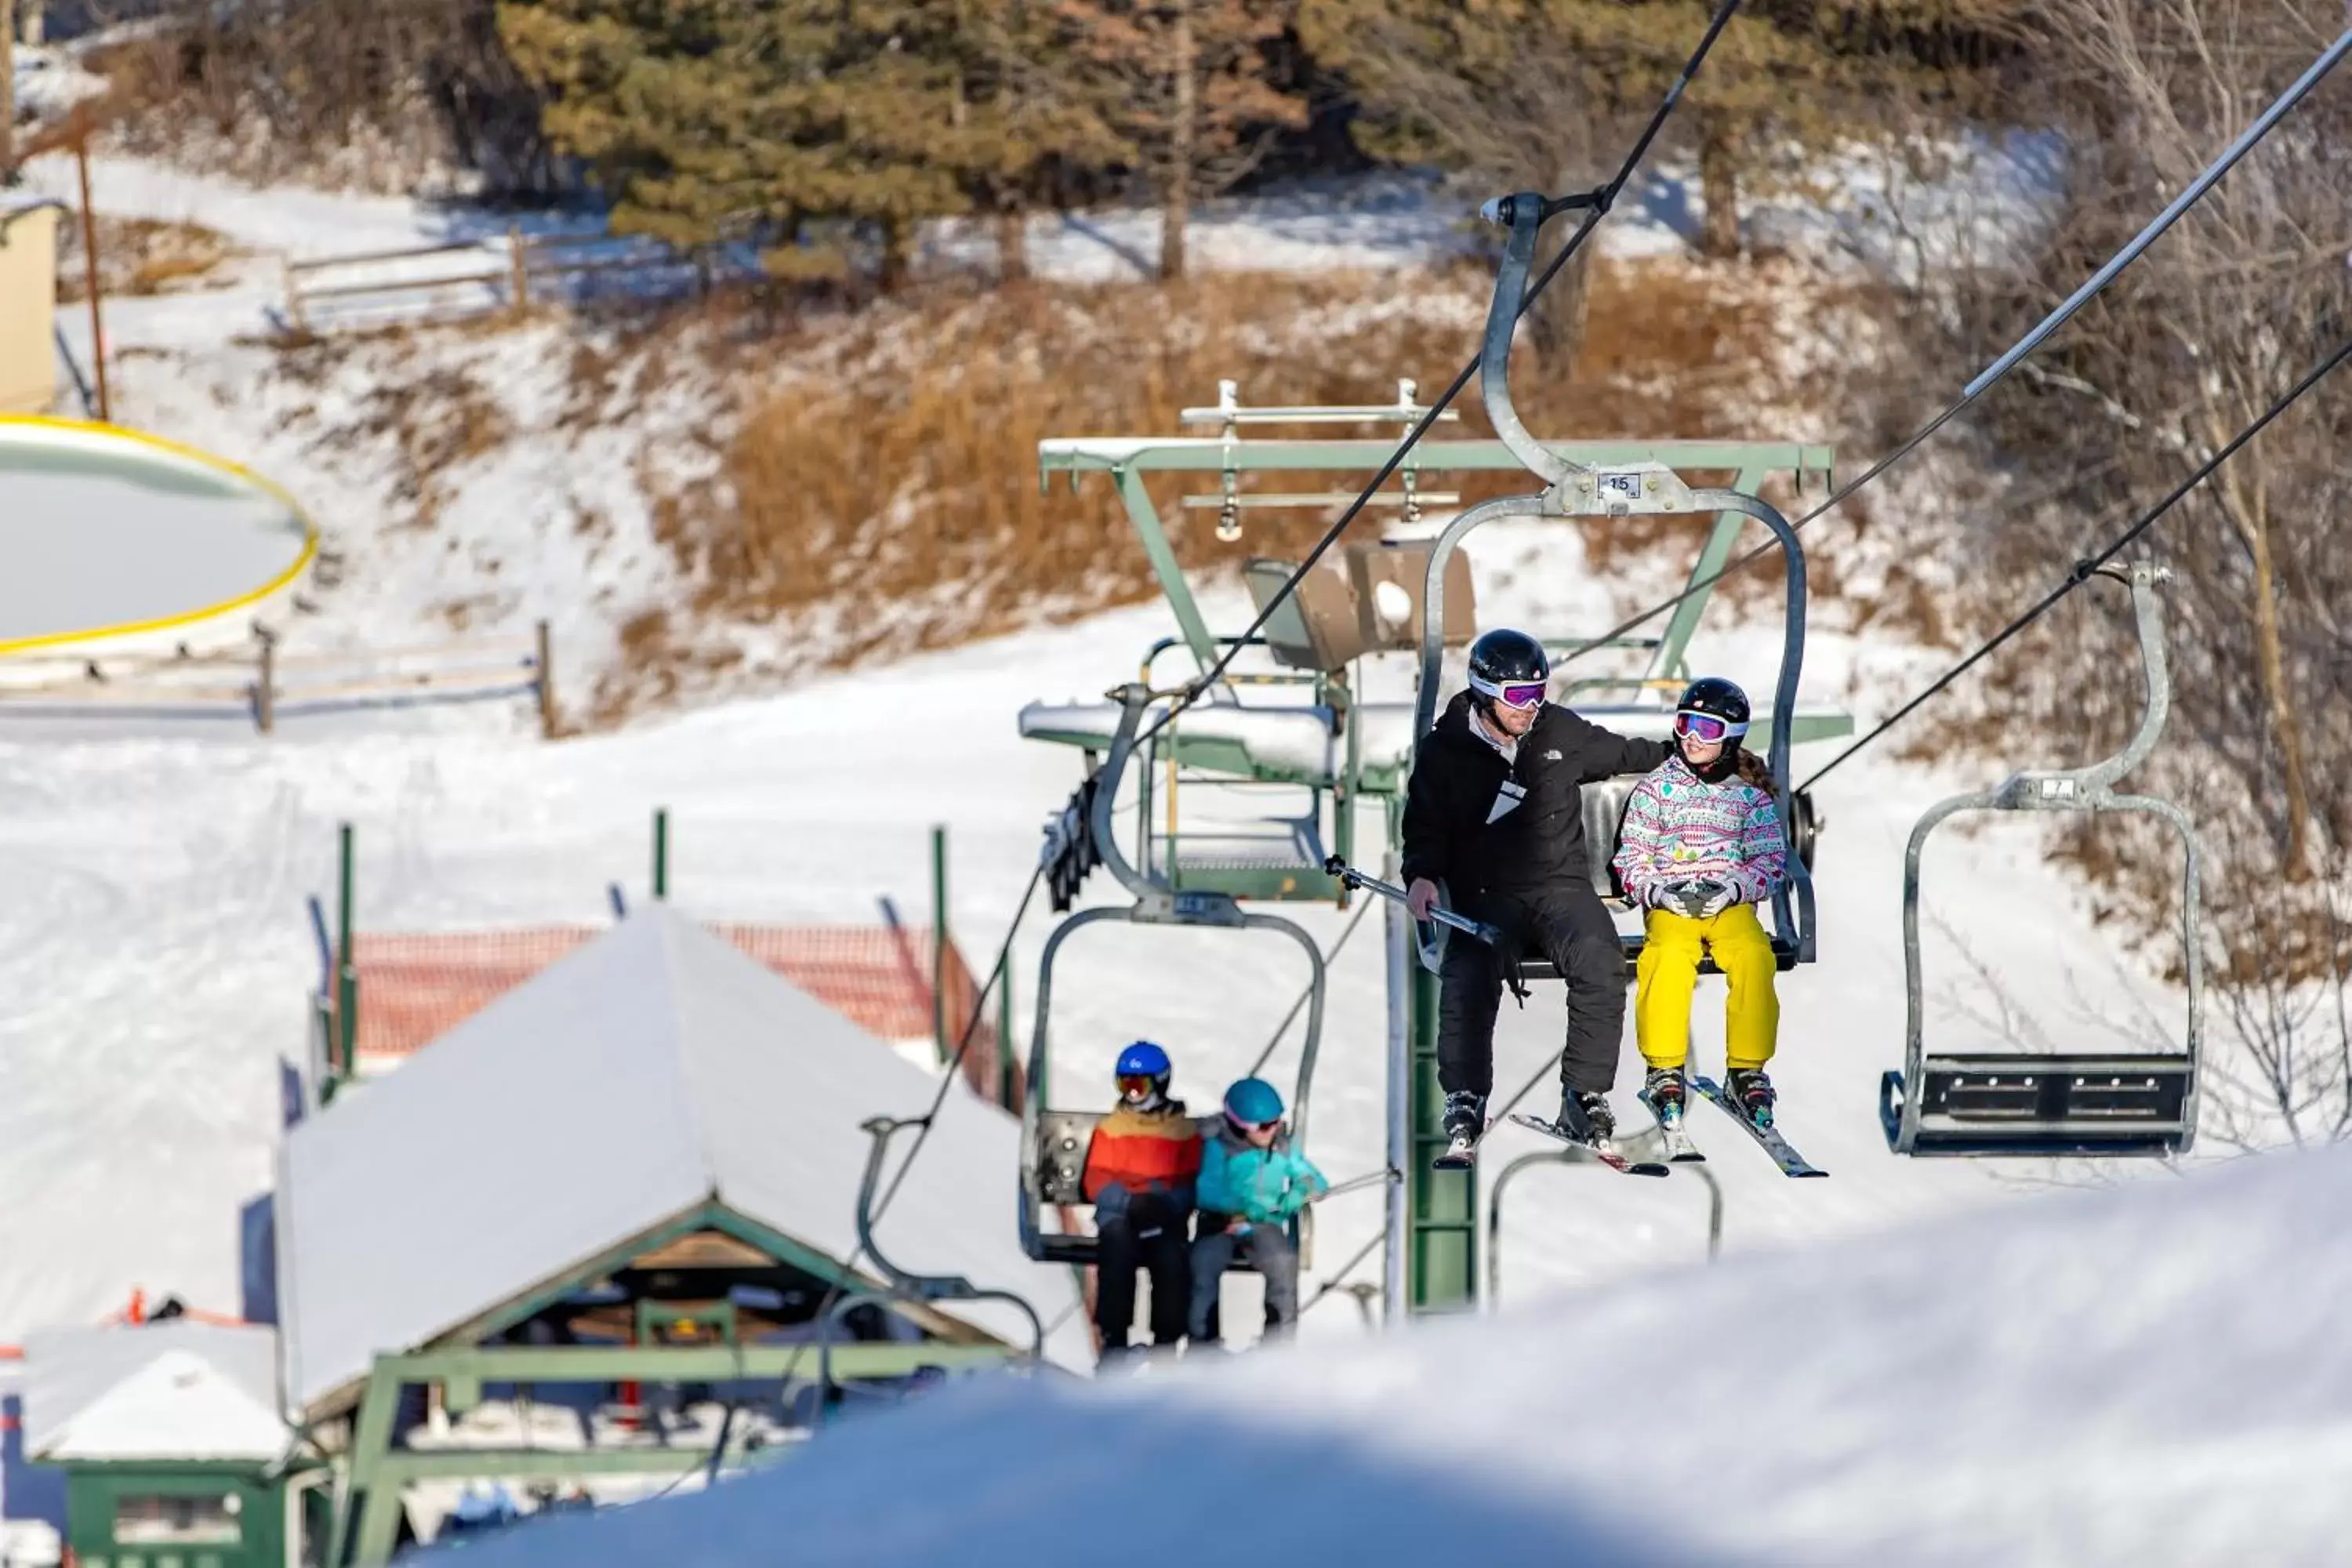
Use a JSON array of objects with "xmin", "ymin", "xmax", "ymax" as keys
[{"xmin": 1883, "ymin": 564, "xmax": 2203, "ymax": 1158}]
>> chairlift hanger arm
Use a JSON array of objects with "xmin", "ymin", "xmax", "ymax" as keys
[
  {"xmin": 1479, "ymin": 193, "xmax": 1588, "ymax": 488},
  {"xmin": 841, "ymin": 1116, "xmax": 1049, "ymax": 1384}
]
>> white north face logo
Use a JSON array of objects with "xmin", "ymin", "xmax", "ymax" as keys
[{"xmin": 1543, "ymin": 750, "xmax": 1562, "ymax": 761}]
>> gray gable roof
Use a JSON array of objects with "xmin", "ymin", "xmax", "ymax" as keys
[{"xmin": 277, "ymin": 906, "xmax": 1087, "ymax": 1414}]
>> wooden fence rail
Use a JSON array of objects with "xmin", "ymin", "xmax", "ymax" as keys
[
  {"xmin": 0, "ymin": 620, "xmax": 561, "ymax": 738},
  {"xmin": 281, "ymin": 227, "xmax": 708, "ymax": 331}
]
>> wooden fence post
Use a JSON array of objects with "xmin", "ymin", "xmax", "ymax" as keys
[
  {"xmin": 255, "ymin": 636, "xmax": 276, "ymax": 735},
  {"xmin": 535, "ymin": 619, "xmax": 557, "ymax": 739},
  {"xmin": 508, "ymin": 224, "xmax": 530, "ymax": 315},
  {"xmin": 282, "ymin": 253, "xmax": 306, "ymax": 332}
]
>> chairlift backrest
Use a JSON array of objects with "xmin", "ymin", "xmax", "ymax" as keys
[{"xmin": 1242, "ymin": 557, "xmax": 1365, "ymax": 672}]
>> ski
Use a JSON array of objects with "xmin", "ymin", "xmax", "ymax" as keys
[
  {"xmin": 1689, "ymin": 1075, "xmax": 1828, "ymax": 1178},
  {"xmin": 1506, "ymin": 1113, "xmax": 1671, "ymax": 1177},
  {"xmin": 1637, "ymin": 1087, "xmax": 1705, "ymax": 1163}
]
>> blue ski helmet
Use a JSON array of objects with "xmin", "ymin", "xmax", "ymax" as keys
[
  {"xmin": 1223, "ymin": 1076, "xmax": 1285, "ymax": 1127},
  {"xmin": 1116, "ymin": 1040, "xmax": 1171, "ymax": 1080}
]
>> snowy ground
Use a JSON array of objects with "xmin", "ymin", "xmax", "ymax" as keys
[
  {"xmin": 0, "ymin": 550, "xmax": 2192, "ymax": 1347},
  {"xmin": 0, "ymin": 116, "xmax": 2171, "ymax": 1561},
  {"xmin": 447, "ymin": 1131, "xmax": 2350, "ymax": 1568}
]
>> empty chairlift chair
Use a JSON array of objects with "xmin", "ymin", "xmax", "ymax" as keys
[{"xmin": 1882, "ymin": 563, "xmax": 2201, "ymax": 1157}]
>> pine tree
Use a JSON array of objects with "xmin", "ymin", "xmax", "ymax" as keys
[
  {"xmin": 499, "ymin": 1, "xmax": 1008, "ymax": 285},
  {"xmin": 933, "ymin": 0, "xmax": 1131, "ymax": 281},
  {"xmin": 1302, "ymin": 0, "xmax": 2033, "ymax": 267},
  {"xmin": 1056, "ymin": 0, "xmax": 1308, "ymax": 278}
]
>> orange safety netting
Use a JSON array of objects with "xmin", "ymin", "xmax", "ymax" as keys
[{"xmin": 339, "ymin": 923, "xmax": 1012, "ymax": 1107}]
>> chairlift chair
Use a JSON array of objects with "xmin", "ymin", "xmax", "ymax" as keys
[
  {"xmin": 1019, "ymin": 684, "xmax": 1327, "ymax": 1274},
  {"xmin": 1403, "ymin": 191, "xmax": 1824, "ymax": 985},
  {"xmin": 1882, "ymin": 562, "xmax": 2201, "ymax": 1157}
]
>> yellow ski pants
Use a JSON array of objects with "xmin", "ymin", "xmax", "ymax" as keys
[{"xmin": 1635, "ymin": 903, "xmax": 1780, "ymax": 1072}]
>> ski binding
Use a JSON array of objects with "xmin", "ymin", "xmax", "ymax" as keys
[{"xmin": 1638, "ymin": 1086, "xmax": 1705, "ymax": 1163}]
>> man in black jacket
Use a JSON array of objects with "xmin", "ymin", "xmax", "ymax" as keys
[{"xmin": 1403, "ymin": 627, "xmax": 1670, "ymax": 1160}]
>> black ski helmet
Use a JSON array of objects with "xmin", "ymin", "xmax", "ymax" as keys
[
  {"xmin": 1467, "ymin": 628, "xmax": 1550, "ymax": 708},
  {"xmin": 1675, "ymin": 676, "xmax": 1751, "ymax": 730}
]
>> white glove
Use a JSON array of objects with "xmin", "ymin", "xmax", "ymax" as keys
[{"xmin": 1693, "ymin": 880, "xmax": 1735, "ymax": 920}]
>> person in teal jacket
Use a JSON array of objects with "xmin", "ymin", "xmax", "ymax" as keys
[{"xmin": 1189, "ymin": 1077, "xmax": 1327, "ymax": 1346}]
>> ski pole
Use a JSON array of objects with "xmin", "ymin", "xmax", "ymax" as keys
[
  {"xmin": 1309, "ymin": 1167, "xmax": 1401, "ymax": 1203},
  {"xmin": 1321, "ymin": 856, "xmax": 1502, "ymax": 946}
]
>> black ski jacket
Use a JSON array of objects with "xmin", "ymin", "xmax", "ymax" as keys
[{"xmin": 1400, "ymin": 692, "xmax": 1671, "ymax": 908}]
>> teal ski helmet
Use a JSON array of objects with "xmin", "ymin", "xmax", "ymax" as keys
[{"xmin": 1222, "ymin": 1077, "xmax": 1285, "ymax": 1127}]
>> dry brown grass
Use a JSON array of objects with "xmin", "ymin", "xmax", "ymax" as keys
[
  {"xmin": 352, "ymin": 361, "xmax": 514, "ymax": 532},
  {"xmin": 56, "ymin": 216, "xmax": 239, "ymax": 301},
  {"xmin": 634, "ymin": 256, "xmax": 1824, "ymax": 706}
]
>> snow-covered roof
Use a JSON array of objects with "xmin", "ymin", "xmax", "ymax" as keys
[
  {"xmin": 276, "ymin": 905, "xmax": 1089, "ymax": 1416},
  {"xmin": 20, "ymin": 1322, "xmax": 287, "ymax": 1464}
]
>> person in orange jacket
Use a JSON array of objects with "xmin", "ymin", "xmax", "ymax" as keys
[{"xmin": 1080, "ymin": 1040, "xmax": 1202, "ymax": 1364}]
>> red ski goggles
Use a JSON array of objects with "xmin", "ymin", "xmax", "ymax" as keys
[
  {"xmin": 1675, "ymin": 710, "xmax": 1749, "ymax": 743},
  {"xmin": 1117, "ymin": 1073, "xmax": 1160, "ymax": 1098}
]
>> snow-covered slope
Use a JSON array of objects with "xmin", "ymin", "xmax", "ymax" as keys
[
  {"xmin": 441, "ymin": 1131, "xmax": 2350, "ymax": 1568},
  {"xmin": 0, "ymin": 542, "xmax": 2192, "ymax": 1345}
]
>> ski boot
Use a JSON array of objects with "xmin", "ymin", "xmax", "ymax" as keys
[
  {"xmin": 1559, "ymin": 1087, "xmax": 1616, "ymax": 1144},
  {"xmin": 1434, "ymin": 1091, "xmax": 1486, "ymax": 1169},
  {"xmin": 1642, "ymin": 1065, "xmax": 1686, "ymax": 1130},
  {"xmin": 1724, "ymin": 1067, "xmax": 1777, "ymax": 1129}
]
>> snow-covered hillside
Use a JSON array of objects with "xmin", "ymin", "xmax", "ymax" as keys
[
  {"xmin": 0, "ymin": 551, "xmax": 2192, "ymax": 1347},
  {"xmin": 448, "ymin": 1120, "xmax": 2348, "ymax": 1568},
  {"xmin": 0, "ymin": 114, "xmax": 2207, "ymax": 1566}
]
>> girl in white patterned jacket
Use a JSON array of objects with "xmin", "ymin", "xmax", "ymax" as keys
[{"xmin": 1609, "ymin": 677, "xmax": 1789, "ymax": 1130}]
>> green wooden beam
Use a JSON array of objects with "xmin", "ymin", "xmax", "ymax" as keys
[
  {"xmin": 360, "ymin": 1342, "xmax": 1004, "ymax": 1385},
  {"xmin": 368, "ymin": 1445, "xmax": 784, "ymax": 1483},
  {"xmin": 1113, "ymin": 465, "xmax": 1217, "ymax": 669}
]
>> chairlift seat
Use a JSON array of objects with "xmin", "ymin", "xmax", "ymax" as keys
[
  {"xmin": 1880, "ymin": 1054, "xmax": 2195, "ymax": 1157},
  {"xmin": 1027, "ymin": 1109, "xmax": 1307, "ymax": 1270}
]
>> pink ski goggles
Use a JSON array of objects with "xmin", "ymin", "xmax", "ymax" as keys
[
  {"xmin": 1675, "ymin": 710, "xmax": 1749, "ymax": 743},
  {"xmin": 1472, "ymin": 677, "xmax": 1547, "ymax": 710}
]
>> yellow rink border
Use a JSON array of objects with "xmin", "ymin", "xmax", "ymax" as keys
[{"xmin": 0, "ymin": 415, "xmax": 321, "ymax": 657}]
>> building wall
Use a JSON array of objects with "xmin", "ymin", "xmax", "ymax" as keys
[
  {"xmin": 62, "ymin": 1465, "xmax": 284, "ymax": 1568},
  {"xmin": 0, "ymin": 207, "xmax": 60, "ymax": 416}
]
